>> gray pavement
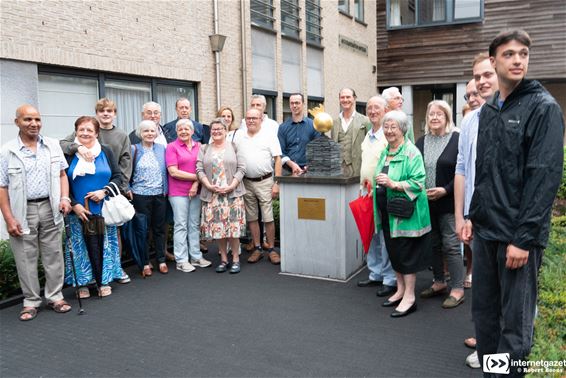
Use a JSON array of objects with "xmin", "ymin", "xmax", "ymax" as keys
[{"xmin": 0, "ymin": 249, "xmax": 480, "ymax": 378}]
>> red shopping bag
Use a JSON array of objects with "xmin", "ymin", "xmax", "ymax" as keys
[{"xmin": 349, "ymin": 193, "xmax": 375, "ymax": 254}]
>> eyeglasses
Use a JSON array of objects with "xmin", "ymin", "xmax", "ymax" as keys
[
  {"xmin": 383, "ymin": 125, "xmax": 399, "ymax": 131},
  {"xmin": 211, "ymin": 128, "xmax": 225, "ymax": 133},
  {"xmin": 144, "ymin": 111, "xmax": 161, "ymax": 116},
  {"xmin": 428, "ymin": 112, "xmax": 446, "ymax": 119},
  {"xmin": 245, "ymin": 117, "xmax": 260, "ymax": 121},
  {"xmin": 464, "ymin": 91, "xmax": 479, "ymax": 101}
]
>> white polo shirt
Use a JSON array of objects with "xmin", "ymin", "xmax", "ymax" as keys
[{"xmin": 234, "ymin": 126, "xmax": 282, "ymax": 178}]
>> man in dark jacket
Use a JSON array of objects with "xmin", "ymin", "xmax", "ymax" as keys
[
  {"xmin": 162, "ymin": 97, "xmax": 204, "ymax": 143},
  {"xmin": 469, "ymin": 30, "xmax": 564, "ymax": 376}
]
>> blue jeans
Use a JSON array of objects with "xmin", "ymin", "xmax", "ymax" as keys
[
  {"xmin": 169, "ymin": 196, "xmax": 202, "ymax": 263},
  {"xmin": 367, "ymin": 231, "xmax": 396, "ymax": 286}
]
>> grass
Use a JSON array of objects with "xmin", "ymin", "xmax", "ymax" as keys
[{"xmin": 527, "ymin": 224, "xmax": 566, "ymax": 376}]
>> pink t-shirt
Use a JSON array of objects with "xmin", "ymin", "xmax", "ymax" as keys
[{"xmin": 165, "ymin": 139, "xmax": 200, "ymax": 196}]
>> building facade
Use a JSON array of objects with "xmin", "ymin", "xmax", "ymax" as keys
[
  {"xmin": 376, "ymin": 0, "xmax": 566, "ymax": 140},
  {"xmin": 0, "ymin": 0, "xmax": 377, "ymax": 144}
]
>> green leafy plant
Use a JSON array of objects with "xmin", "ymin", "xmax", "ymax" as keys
[{"xmin": 0, "ymin": 239, "xmax": 46, "ymax": 301}]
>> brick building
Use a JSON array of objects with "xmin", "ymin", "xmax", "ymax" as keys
[{"xmin": 0, "ymin": 0, "xmax": 377, "ymax": 143}]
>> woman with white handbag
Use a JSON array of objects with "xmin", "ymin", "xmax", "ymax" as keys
[{"xmin": 63, "ymin": 116, "xmax": 123, "ymax": 298}]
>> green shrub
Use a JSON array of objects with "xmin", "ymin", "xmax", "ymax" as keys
[
  {"xmin": 557, "ymin": 147, "xmax": 566, "ymax": 200},
  {"xmin": 273, "ymin": 198, "xmax": 280, "ymax": 241},
  {"xmin": 527, "ymin": 223, "xmax": 566, "ymax": 373}
]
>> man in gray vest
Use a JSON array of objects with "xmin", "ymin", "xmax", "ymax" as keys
[{"xmin": 330, "ymin": 88, "xmax": 370, "ymax": 177}]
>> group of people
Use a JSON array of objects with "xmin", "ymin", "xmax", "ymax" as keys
[
  {"xmin": 1, "ymin": 28, "xmax": 563, "ymax": 376},
  {"xmin": 350, "ymin": 30, "xmax": 563, "ymax": 376}
]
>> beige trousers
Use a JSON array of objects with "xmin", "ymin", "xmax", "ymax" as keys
[{"xmin": 9, "ymin": 200, "xmax": 65, "ymax": 307}]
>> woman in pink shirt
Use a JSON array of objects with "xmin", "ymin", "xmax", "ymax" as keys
[{"xmin": 165, "ymin": 119, "xmax": 211, "ymax": 272}]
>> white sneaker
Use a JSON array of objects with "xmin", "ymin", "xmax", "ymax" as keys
[
  {"xmin": 466, "ymin": 351, "xmax": 480, "ymax": 369},
  {"xmin": 191, "ymin": 258, "xmax": 212, "ymax": 268},
  {"xmin": 117, "ymin": 269, "xmax": 131, "ymax": 284},
  {"xmin": 176, "ymin": 262, "xmax": 196, "ymax": 273}
]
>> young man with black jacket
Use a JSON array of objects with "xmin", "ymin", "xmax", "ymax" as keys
[{"xmin": 469, "ymin": 30, "xmax": 564, "ymax": 376}]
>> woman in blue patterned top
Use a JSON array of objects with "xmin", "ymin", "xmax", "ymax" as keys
[
  {"xmin": 64, "ymin": 116, "xmax": 122, "ymax": 298},
  {"xmin": 127, "ymin": 120, "xmax": 168, "ymax": 276}
]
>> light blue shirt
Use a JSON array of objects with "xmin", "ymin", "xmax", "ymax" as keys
[{"xmin": 455, "ymin": 106, "xmax": 481, "ymax": 216}]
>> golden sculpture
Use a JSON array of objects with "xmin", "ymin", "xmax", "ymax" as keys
[{"xmin": 308, "ymin": 104, "xmax": 333, "ymax": 133}]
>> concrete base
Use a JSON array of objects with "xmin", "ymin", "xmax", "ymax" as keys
[{"xmin": 278, "ymin": 174, "xmax": 364, "ymax": 281}]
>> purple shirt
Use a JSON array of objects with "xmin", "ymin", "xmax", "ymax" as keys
[{"xmin": 165, "ymin": 139, "xmax": 200, "ymax": 196}]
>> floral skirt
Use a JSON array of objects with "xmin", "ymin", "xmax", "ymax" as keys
[
  {"xmin": 201, "ymin": 194, "xmax": 246, "ymax": 239},
  {"xmin": 64, "ymin": 214, "xmax": 123, "ymax": 286}
]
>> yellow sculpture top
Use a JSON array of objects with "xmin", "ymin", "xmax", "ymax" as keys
[{"xmin": 308, "ymin": 104, "xmax": 333, "ymax": 133}]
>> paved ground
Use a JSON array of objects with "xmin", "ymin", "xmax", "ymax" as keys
[{"xmin": 0, "ymin": 248, "xmax": 479, "ymax": 378}]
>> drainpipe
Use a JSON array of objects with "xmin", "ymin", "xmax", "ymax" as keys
[
  {"xmin": 240, "ymin": 0, "xmax": 248, "ymax": 112},
  {"xmin": 213, "ymin": 0, "xmax": 221, "ymax": 110}
]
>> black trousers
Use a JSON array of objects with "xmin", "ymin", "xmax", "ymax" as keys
[
  {"xmin": 472, "ymin": 233, "xmax": 543, "ymax": 377},
  {"xmin": 132, "ymin": 194, "xmax": 167, "ymax": 263}
]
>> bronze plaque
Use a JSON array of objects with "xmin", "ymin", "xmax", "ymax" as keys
[{"xmin": 297, "ymin": 198, "xmax": 326, "ymax": 220}]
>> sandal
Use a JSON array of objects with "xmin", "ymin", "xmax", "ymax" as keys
[
  {"xmin": 78, "ymin": 287, "xmax": 90, "ymax": 299},
  {"xmin": 142, "ymin": 265, "xmax": 152, "ymax": 278},
  {"xmin": 159, "ymin": 263, "xmax": 168, "ymax": 274},
  {"xmin": 19, "ymin": 307, "xmax": 38, "ymax": 321},
  {"xmin": 98, "ymin": 285, "xmax": 112, "ymax": 297},
  {"xmin": 464, "ymin": 274, "xmax": 472, "ymax": 289},
  {"xmin": 229, "ymin": 262, "xmax": 241, "ymax": 274},
  {"xmin": 216, "ymin": 261, "xmax": 229, "ymax": 273},
  {"xmin": 48, "ymin": 300, "xmax": 72, "ymax": 313}
]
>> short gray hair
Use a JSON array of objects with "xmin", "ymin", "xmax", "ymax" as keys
[
  {"xmin": 176, "ymin": 118, "xmax": 194, "ymax": 131},
  {"xmin": 366, "ymin": 95, "xmax": 387, "ymax": 109},
  {"xmin": 381, "ymin": 87, "xmax": 401, "ymax": 101},
  {"xmin": 135, "ymin": 120, "xmax": 157, "ymax": 138},
  {"xmin": 251, "ymin": 94, "xmax": 267, "ymax": 106},
  {"xmin": 381, "ymin": 110, "xmax": 409, "ymax": 136},
  {"xmin": 142, "ymin": 101, "xmax": 161, "ymax": 113}
]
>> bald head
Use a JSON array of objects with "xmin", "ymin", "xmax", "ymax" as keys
[{"xmin": 14, "ymin": 104, "xmax": 42, "ymax": 141}]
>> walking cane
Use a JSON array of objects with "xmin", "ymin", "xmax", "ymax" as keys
[{"xmin": 63, "ymin": 215, "xmax": 85, "ymax": 315}]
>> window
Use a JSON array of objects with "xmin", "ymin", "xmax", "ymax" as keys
[
  {"xmin": 251, "ymin": 0, "xmax": 275, "ymax": 29},
  {"xmin": 338, "ymin": 0, "xmax": 349, "ymax": 14},
  {"xmin": 156, "ymin": 83, "xmax": 196, "ymax": 125},
  {"xmin": 281, "ymin": 0, "xmax": 300, "ymax": 38},
  {"xmin": 305, "ymin": 0, "xmax": 322, "ymax": 45},
  {"xmin": 387, "ymin": 0, "xmax": 483, "ymax": 29},
  {"xmin": 282, "ymin": 39, "xmax": 302, "ymax": 93},
  {"xmin": 252, "ymin": 29, "xmax": 277, "ymax": 91},
  {"xmin": 283, "ymin": 96, "xmax": 292, "ymax": 121},
  {"xmin": 354, "ymin": 0, "xmax": 364, "ymax": 21},
  {"xmin": 38, "ymin": 74, "xmax": 99, "ymax": 139},
  {"xmin": 307, "ymin": 47, "xmax": 324, "ymax": 98},
  {"xmin": 104, "ymin": 80, "xmax": 151, "ymax": 132},
  {"xmin": 38, "ymin": 68, "xmax": 197, "ymax": 136}
]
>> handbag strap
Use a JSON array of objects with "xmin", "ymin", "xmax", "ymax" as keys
[{"xmin": 106, "ymin": 182, "xmax": 120, "ymax": 197}]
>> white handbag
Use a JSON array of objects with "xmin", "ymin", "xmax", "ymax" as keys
[{"xmin": 101, "ymin": 182, "xmax": 135, "ymax": 226}]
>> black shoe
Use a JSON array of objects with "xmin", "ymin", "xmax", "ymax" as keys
[
  {"xmin": 376, "ymin": 285, "xmax": 396, "ymax": 297},
  {"xmin": 391, "ymin": 303, "xmax": 417, "ymax": 318},
  {"xmin": 382, "ymin": 298, "xmax": 402, "ymax": 307},
  {"xmin": 357, "ymin": 279, "xmax": 382, "ymax": 287}
]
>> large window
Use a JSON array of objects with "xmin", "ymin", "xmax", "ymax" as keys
[
  {"xmin": 282, "ymin": 39, "xmax": 302, "ymax": 94},
  {"xmin": 281, "ymin": 0, "xmax": 300, "ymax": 38},
  {"xmin": 387, "ymin": 0, "xmax": 483, "ymax": 29},
  {"xmin": 251, "ymin": 0, "xmax": 275, "ymax": 29},
  {"xmin": 38, "ymin": 74, "xmax": 99, "ymax": 139},
  {"xmin": 38, "ymin": 68, "xmax": 197, "ymax": 137},
  {"xmin": 305, "ymin": 0, "xmax": 322, "ymax": 45}
]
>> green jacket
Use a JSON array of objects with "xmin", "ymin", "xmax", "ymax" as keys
[{"xmin": 373, "ymin": 139, "xmax": 431, "ymax": 238}]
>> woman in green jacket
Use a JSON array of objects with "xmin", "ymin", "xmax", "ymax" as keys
[{"xmin": 373, "ymin": 110, "xmax": 432, "ymax": 318}]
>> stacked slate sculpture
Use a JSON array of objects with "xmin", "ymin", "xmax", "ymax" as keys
[{"xmin": 305, "ymin": 105, "xmax": 343, "ymax": 177}]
